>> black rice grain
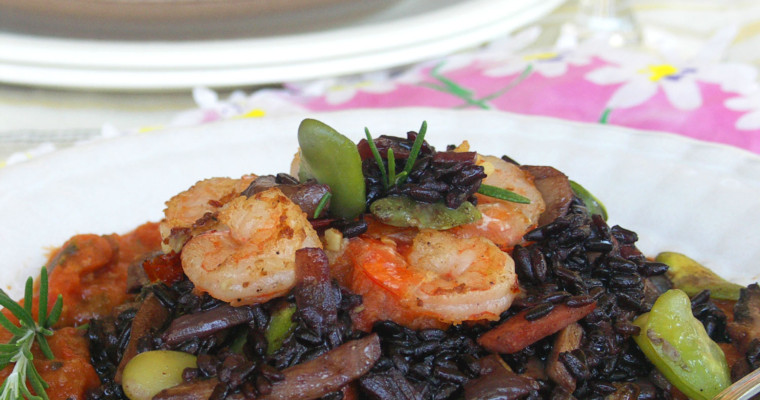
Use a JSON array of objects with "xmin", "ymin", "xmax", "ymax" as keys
[{"xmin": 524, "ymin": 302, "xmax": 555, "ymax": 321}]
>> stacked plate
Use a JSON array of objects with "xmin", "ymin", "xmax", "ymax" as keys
[{"xmin": 0, "ymin": 0, "xmax": 564, "ymax": 90}]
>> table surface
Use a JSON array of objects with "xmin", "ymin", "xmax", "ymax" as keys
[{"xmin": 2, "ymin": 0, "xmax": 760, "ymax": 166}]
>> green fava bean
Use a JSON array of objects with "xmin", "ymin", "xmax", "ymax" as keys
[
  {"xmin": 656, "ymin": 251, "xmax": 742, "ymax": 301},
  {"xmin": 122, "ymin": 350, "xmax": 197, "ymax": 400},
  {"xmin": 297, "ymin": 119, "xmax": 366, "ymax": 219},
  {"xmin": 632, "ymin": 289, "xmax": 730, "ymax": 400},
  {"xmin": 370, "ymin": 195, "xmax": 481, "ymax": 230},
  {"xmin": 265, "ymin": 303, "xmax": 296, "ymax": 355},
  {"xmin": 569, "ymin": 180, "xmax": 608, "ymax": 220}
]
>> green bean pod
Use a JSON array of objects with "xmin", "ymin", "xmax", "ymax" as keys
[
  {"xmin": 266, "ymin": 303, "xmax": 297, "ymax": 355},
  {"xmin": 297, "ymin": 119, "xmax": 366, "ymax": 219},
  {"xmin": 370, "ymin": 195, "xmax": 481, "ymax": 230},
  {"xmin": 569, "ymin": 180, "xmax": 608, "ymax": 220},
  {"xmin": 656, "ymin": 252, "xmax": 743, "ymax": 300},
  {"xmin": 632, "ymin": 289, "xmax": 730, "ymax": 400}
]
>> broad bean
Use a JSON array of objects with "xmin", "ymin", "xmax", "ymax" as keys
[
  {"xmin": 297, "ymin": 119, "xmax": 366, "ymax": 219},
  {"xmin": 122, "ymin": 350, "xmax": 197, "ymax": 400},
  {"xmin": 632, "ymin": 289, "xmax": 730, "ymax": 400}
]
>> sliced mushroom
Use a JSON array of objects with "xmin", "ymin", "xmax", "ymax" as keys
[
  {"xmin": 546, "ymin": 322, "xmax": 584, "ymax": 392},
  {"xmin": 115, "ymin": 293, "xmax": 170, "ymax": 384},
  {"xmin": 259, "ymin": 334, "xmax": 381, "ymax": 400},
  {"xmin": 521, "ymin": 165, "xmax": 573, "ymax": 226},
  {"xmin": 727, "ymin": 283, "xmax": 760, "ymax": 354},
  {"xmin": 162, "ymin": 305, "xmax": 257, "ymax": 347},
  {"xmin": 294, "ymin": 248, "xmax": 340, "ymax": 346},
  {"xmin": 154, "ymin": 334, "xmax": 380, "ymax": 400},
  {"xmin": 241, "ymin": 175, "xmax": 331, "ymax": 218},
  {"xmin": 464, "ymin": 364, "xmax": 540, "ymax": 400}
]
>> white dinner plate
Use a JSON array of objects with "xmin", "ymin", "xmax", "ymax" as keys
[
  {"xmin": 1, "ymin": 108, "xmax": 759, "ymax": 298},
  {"xmin": 0, "ymin": 0, "xmax": 564, "ymax": 90}
]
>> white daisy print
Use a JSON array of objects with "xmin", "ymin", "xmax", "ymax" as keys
[
  {"xmin": 293, "ymin": 72, "xmax": 400, "ymax": 105},
  {"xmin": 726, "ymin": 92, "xmax": 760, "ymax": 131},
  {"xmin": 432, "ymin": 26, "xmax": 545, "ymax": 74},
  {"xmin": 586, "ymin": 27, "xmax": 757, "ymax": 111},
  {"xmin": 171, "ymin": 87, "xmax": 308, "ymax": 126},
  {"xmin": 482, "ymin": 25, "xmax": 592, "ymax": 78}
]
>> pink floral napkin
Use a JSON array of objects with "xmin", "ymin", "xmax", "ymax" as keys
[
  {"xmin": 6, "ymin": 24, "xmax": 760, "ymax": 168},
  {"xmin": 176, "ymin": 26, "xmax": 760, "ymax": 155}
]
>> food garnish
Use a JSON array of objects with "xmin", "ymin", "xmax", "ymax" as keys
[
  {"xmin": 312, "ymin": 192, "xmax": 332, "ymax": 219},
  {"xmin": 265, "ymin": 304, "xmax": 296, "ymax": 355},
  {"xmin": 656, "ymin": 251, "xmax": 743, "ymax": 300},
  {"xmin": 476, "ymin": 183, "xmax": 530, "ymax": 204},
  {"xmin": 7, "ymin": 118, "xmax": 760, "ymax": 400},
  {"xmin": 355, "ymin": 120, "xmax": 535, "ymax": 232},
  {"xmin": 0, "ymin": 267, "xmax": 63, "ymax": 400},
  {"xmin": 369, "ymin": 195, "xmax": 481, "ymax": 229},
  {"xmin": 569, "ymin": 180, "xmax": 608, "ymax": 220},
  {"xmin": 632, "ymin": 289, "xmax": 731, "ymax": 400},
  {"xmin": 121, "ymin": 350, "xmax": 197, "ymax": 400},
  {"xmin": 364, "ymin": 121, "xmax": 428, "ymax": 190},
  {"xmin": 297, "ymin": 118, "xmax": 366, "ymax": 219}
]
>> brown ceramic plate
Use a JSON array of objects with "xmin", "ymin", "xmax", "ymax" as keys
[{"xmin": 0, "ymin": 0, "xmax": 386, "ymax": 40}]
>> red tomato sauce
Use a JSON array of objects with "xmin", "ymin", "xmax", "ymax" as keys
[{"xmin": 0, "ymin": 222, "xmax": 162, "ymax": 398}]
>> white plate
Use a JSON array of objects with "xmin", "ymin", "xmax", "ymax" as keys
[
  {"xmin": 2, "ymin": 108, "xmax": 759, "ymax": 298},
  {"xmin": 0, "ymin": 0, "xmax": 564, "ymax": 90}
]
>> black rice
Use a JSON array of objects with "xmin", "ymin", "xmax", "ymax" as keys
[
  {"xmin": 360, "ymin": 131, "xmax": 484, "ymax": 209},
  {"xmin": 86, "ymin": 181, "xmax": 686, "ymax": 399}
]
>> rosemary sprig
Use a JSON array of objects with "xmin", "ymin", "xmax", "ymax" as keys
[
  {"xmin": 365, "ymin": 121, "xmax": 529, "ymax": 205},
  {"xmin": 0, "ymin": 267, "xmax": 63, "ymax": 400},
  {"xmin": 365, "ymin": 121, "xmax": 429, "ymax": 189}
]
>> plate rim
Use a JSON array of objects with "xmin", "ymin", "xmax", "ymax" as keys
[{"xmin": 0, "ymin": 0, "xmax": 564, "ymax": 90}]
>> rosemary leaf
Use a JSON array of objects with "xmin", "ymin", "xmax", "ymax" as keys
[
  {"xmin": 36, "ymin": 336, "xmax": 54, "ymax": 360},
  {"xmin": 0, "ymin": 344, "xmax": 18, "ymax": 352},
  {"xmin": 26, "ymin": 362, "xmax": 49, "ymax": 400},
  {"xmin": 38, "ymin": 268, "xmax": 48, "ymax": 328},
  {"xmin": 400, "ymin": 120, "xmax": 427, "ymax": 183},
  {"xmin": 0, "ymin": 291, "xmax": 33, "ymax": 329},
  {"xmin": 387, "ymin": 148, "xmax": 396, "ymax": 185},
  {"xmin": 23, "ymin": 278, "xmax": 33, "ymax": 317},
  {"xmin": 365, "ymin": 127, "xmax": 388, "ymax": 189},
  {"xmin": 477, "ymin": 184, "xmax": 531, "ymax": 204},
  {"xmin": 0, "ymin": 313, "xmax": 26, "ymax": 337},
  {"xmin": 45, "ymin": 295, "xmax": 63, "ymax": 329},
  {"xmin": 313, "ymin": 192, "xmax": 332, "ymax": 219}
]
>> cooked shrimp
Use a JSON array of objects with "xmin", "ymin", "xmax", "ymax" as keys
[
  {"xmin": 181, "ymin": 187, "xmax": 322, "ymax": 306},
  {"xmin": 160, "ymin": 175, "xmax": 256, "ymax": 252},
  {"xmin": 342, "ymin": 229, "xmax": 518, "ymax": 330},
  {"xmin": 450, "ymin": 156, "xmax": 545, "ymax": 250}
]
